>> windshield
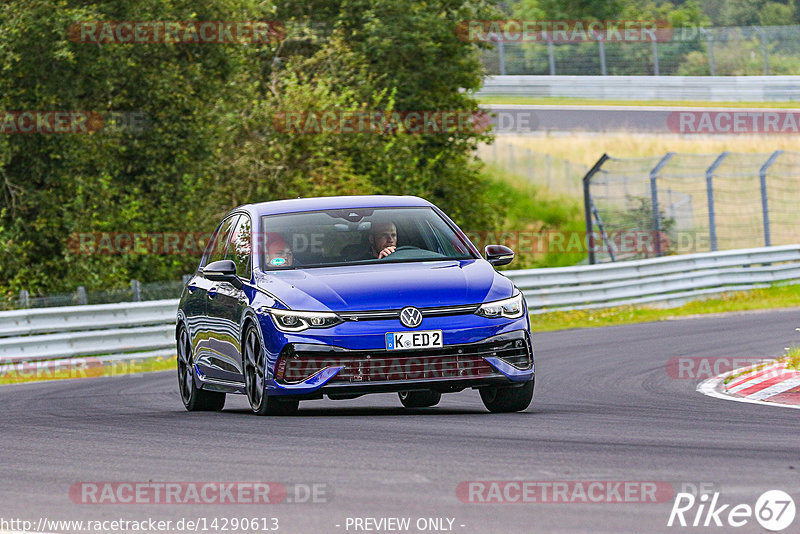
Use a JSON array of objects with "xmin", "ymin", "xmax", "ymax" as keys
[{"xmin": 259, "ymin": 207, "xmax": 475, "ymax": 270}]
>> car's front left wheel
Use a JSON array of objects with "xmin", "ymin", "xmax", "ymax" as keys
[
  {"xmin": 177, "ymin": 326, "xmax": 225, "ymax": 411},
  {"xmin": 243, "ymin": 324, "xmax": 299, "ymax": 416},
  {"xmin": 479, "ymin": 379, "xmax": 534, "ymax": 413}
]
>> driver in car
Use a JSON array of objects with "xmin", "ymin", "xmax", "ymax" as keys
[{"xmin": 369, "ymin": 221, "xmax": 397, "ymax": 259}]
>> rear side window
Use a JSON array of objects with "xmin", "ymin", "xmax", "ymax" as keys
[{"xmin": 202, "ymin": 215, "xmax": 240, "ymax": 268}]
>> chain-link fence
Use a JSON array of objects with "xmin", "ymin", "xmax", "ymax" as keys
[
  {"xmin": 477, "ymin": 141, "xmax": 587, "ymax": 197},
  {"xmin": 2, "ymin": 278, "xmax": 188, "ymax": 311},
  {"xmin": 482, "ymin": 25, "xmax": 800, "ymax": 76},
  {"xmin": 585, "ymin": 150, "xmax": 800, "ymax": 263}
]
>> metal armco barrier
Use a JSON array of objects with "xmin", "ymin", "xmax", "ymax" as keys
[
  {"xmin": 2, "ymin": 245, "xmax": 799, "ymax": 363},
  {"xmin": 510, "ymin": 245, "xmax": 800, "ymax": 313},
  {"xmin": 479, "ymin": 75, "xmax": 800, "ymax": 102},
  {"xmin": 0, "ymin": 299, "xmax": 177, "ymax": 364}
]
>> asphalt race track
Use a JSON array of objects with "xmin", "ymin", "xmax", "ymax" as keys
[{"xmin": 2, "ymin": 309, "xmax": 799, "ymax": 534}]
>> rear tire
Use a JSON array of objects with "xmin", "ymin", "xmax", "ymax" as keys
[
  {"xmin": 243, "ymin": 324, "xmax": 299, "ymax": 416},
  {"xmin": 480, "ymin": 379, "xmax": 534, "ymax": 413},
  {"xmin": 398, "ymin": 390, "xmax": 442, "ymax": 408},
  {"xmin": 177, "ymin": 326, "xmax": 225, "ymax": 412}
]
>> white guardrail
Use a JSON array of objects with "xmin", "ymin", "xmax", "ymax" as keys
[
  {"xmin": 2, "ymin": 245, "xmax": 799, "ymax": 364},
  {"xmin": 479, "ymin": 75, "xmax": 800, "ymax": 102}
]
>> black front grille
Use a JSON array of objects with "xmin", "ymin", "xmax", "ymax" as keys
[{"xmin": 275, "ymin": 331, "xmax": 532, "ymax": 384}]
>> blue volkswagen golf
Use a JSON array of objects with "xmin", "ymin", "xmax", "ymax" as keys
[{"xmin": 176, "ymin": 195, "xmax": 534, "ymax": 415}]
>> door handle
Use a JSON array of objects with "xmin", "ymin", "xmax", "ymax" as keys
[
  {"xmin": 207, "ymin": 286, "xmax": 218, "ymax": 299},
  {"xmin": 187, "ymin": 283, "xmax": 199, "ymax": 294}
]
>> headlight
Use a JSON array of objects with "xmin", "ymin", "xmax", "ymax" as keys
[
  {"xmin": 261, "ymin": 308, "xmax": 343, "ymax": 332},
  {"xmin": 475, "ymin": 293, "xmax": 524, "ymax": 319}
]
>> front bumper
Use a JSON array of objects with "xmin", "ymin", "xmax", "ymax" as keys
[{"xmin": 266, "ymin": 329, "xmax": 534, "ymax": 398}]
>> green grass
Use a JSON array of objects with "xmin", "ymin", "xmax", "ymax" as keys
[
  {"xmin": 478, "ymin": 95, "xmax": 800, "ymax": 108},
  {"xmin": 531, "ymin": 283, "xmax": 800, "ymax": 332},
  {"xmin": 481, "ymin": 164, "xmax": 586, "ymax": 269},
  {"xmin": 785, "ymin": 346, "xmax": 800, "ymax": 371}
]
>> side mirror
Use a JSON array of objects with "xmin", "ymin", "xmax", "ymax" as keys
[
  {"xmin": 485, "ymin": 245, "xmax": 515, "ymax": 267},
  {"xmin": 203, "ymin": 259, "xmax": 243, "ymax": 289}
]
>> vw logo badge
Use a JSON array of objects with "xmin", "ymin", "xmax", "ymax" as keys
[{"xmin": 399, "ymin": 306, "xmax": 422, "ymax": 328}]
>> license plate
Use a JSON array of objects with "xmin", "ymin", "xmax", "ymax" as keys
[{"xmin": 385, "ymin": 330, "xmax": 443, "ymax": 350}]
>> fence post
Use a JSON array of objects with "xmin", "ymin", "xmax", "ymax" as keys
[
  {"xmin": 759, "ymin": 150, "xmax": 783, "ymax": 247},
  {"xmin": 651, "ymin": 39, "xmax": 659, "ymax": 75},
  {"xmin": 598, "ymin": 40, "xmax": 607, "ymax": 75},
  {"xmin": 582, "ymin": 153, "xmax": 610, "ymax": 264},
  {"xmin": 547, "ymin": 39, "xmax": 556, "ymax": 75},
  {"xmin": 131, "ymin": 279, "xmax": 141, "ymax": 302},
  {"xmin": 649, "ymin": 153, "xmax": 675, "ymax": 257},
  {"xmin": 76, "ymin": 286, "xmax": 88, "ymax": 305},
  {"xmin": 704, "ymin": 152, "xmax": 727, "ymax": 252},
  {"xmin": 19, "ymin": 290, "xmax": 30, "ymax": 308},
  {"xmin": 498, "ymin": 39, "xmax": 506, "ymax": 75},
  {"xmin": 700, "ymin": 28, "xmax": 715, "ymax": 75},
  {"xmin": 755, "ymin": 26, "xmax": 769, "ymax": 75}
]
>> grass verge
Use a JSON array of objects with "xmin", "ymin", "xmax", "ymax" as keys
[
  {"xmin": 0, "ymin": 354, "xmax": 177, "ymax": 385},
  {"xmin": 531, "ymin": 283, "xmax": 800, "ymax": 332},
  {"xmin": 785, "ymin": 346, "xmax": 800, "ymax": 371},
  {"xmin": 481, "ymin": 164, "xmax": 586, "ymax": 269},
  {"xmin": 478, "ymin": 96, "xmax": 800, "ymax": 109}
]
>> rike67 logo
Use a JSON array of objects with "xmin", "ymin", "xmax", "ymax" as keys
[{"xmin": 668, "ymin": 490, "xmax": 796, "ymax": 531}]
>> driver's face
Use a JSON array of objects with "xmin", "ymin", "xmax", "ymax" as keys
[{"xmin": 370, "ymin": 222, "xmax": 397, "ymax": 254}]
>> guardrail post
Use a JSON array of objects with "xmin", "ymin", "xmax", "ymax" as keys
[
  {"xmin": 759, "ymin": 150, "xmax": 783, "ymax": 247},
  {"xmin": 19, "ymin": 290, "xmax": 29, "ymax": 308},
  {"xmin": 583, "ymin": 153, "xmax": 610, "ymax": 264},
  {"xmin": 131, "ymin": 280, "xmax": 141, "ymax": 302},
  {"xmin": 76, "ymin": 286, "xmax": 87, "ymax": 305},
  {"xmin": 705, "ymin": 152, "xmax": 727, "ymax": 252},
  {"xmin": 649, "ymin": 153, "xmax": 674, "ymax": 257}
]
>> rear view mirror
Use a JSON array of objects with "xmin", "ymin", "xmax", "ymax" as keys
[
  {"xmin": 203, "ymin": 259, "xmax": 243, "ymax": 289},
  {"xmin": 485, "ymin": 245, "xmax": 515, "ymax": 267}
]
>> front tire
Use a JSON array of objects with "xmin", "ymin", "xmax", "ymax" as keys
[
  {"xmin": 243, "ymin": 324, "xmax": 299, "ymax": 416},
  {"xmin": 480, "ymin": 379, "xmax": 534, "ymax": 413},
  {"xmin": 398, "ymin": 390, "xmax": 441, "ymax": 408},
  {"xmin": 177, "ymin": 326, "xmax": 225, "ymax": 412}
]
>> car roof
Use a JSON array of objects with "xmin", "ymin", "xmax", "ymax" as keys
[{"xmin": 240, "ymin": 195, "xmax": 434, "ymax": 218}]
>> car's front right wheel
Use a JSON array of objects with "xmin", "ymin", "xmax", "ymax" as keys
[
  {"xmin": 479, "ymin": 379, "xmax": 534, "ymax": 413},
  {"xmin": 243, "ymin": 324, "xmax": 299, "ymax": 416}
]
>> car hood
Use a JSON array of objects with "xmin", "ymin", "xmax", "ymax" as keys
[{"xmin": 256, "ymin": 260, "xmax": 514, "ymax": 311}]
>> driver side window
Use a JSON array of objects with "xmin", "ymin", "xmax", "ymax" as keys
[
  {"xmin": 224, "ymin": 214, "xmax": 252, "ymax": 279},
  {"xmin": 201, "ymin": 215, "xmax": 240, "ymax": 268}
]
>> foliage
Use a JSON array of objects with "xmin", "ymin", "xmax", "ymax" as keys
[{"xmin": 0, "ymin": 0, "xmax": 505, "ymax": 295}]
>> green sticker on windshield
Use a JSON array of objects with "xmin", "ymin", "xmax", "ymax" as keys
[{"xmin": 270, "ymin": 257, "xmax": 286, "ymax": 266}]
